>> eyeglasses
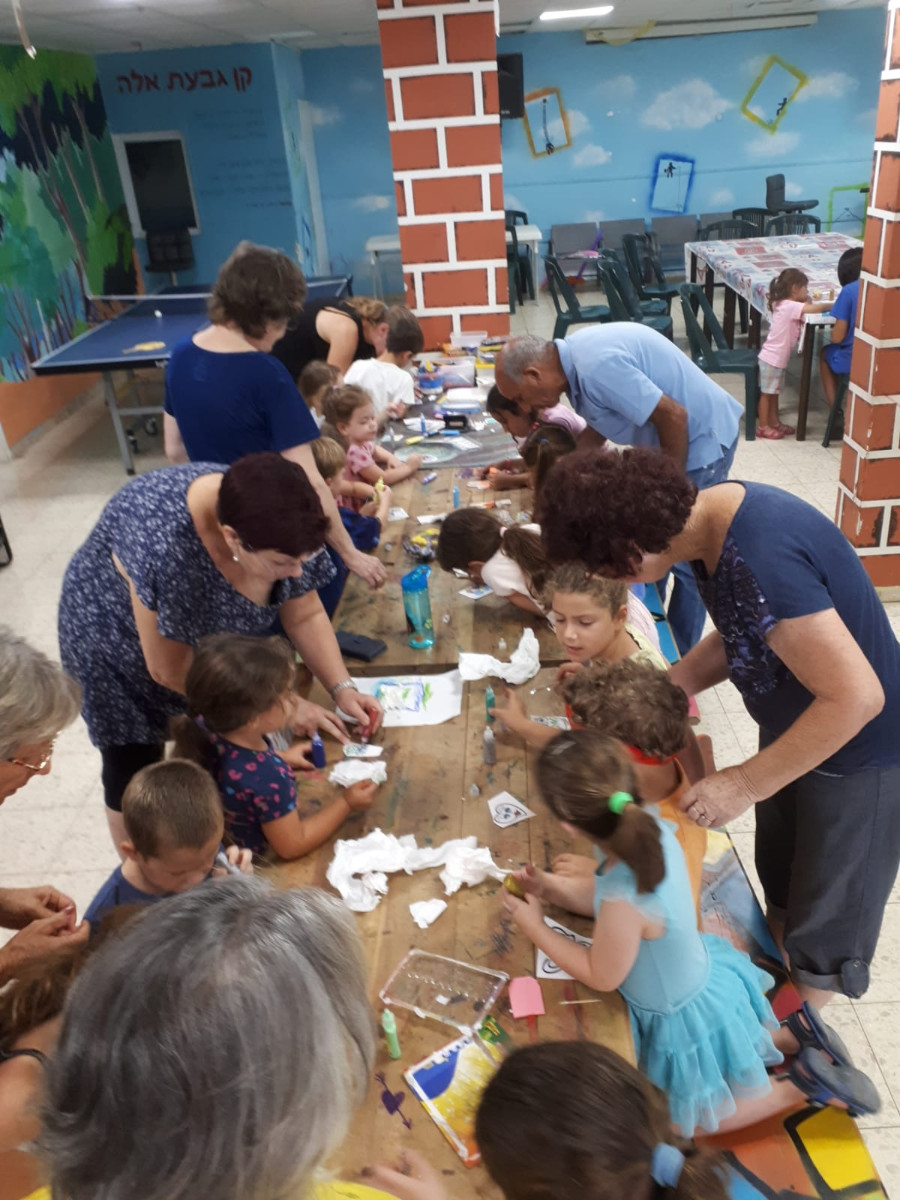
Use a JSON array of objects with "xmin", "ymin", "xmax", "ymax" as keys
[{"xmin": 7, "ymin": 742, "xmax": 55, "ymax": 772}]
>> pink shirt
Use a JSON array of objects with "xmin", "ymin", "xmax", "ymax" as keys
[
  {"xmin": 513, "ymin": 403, "xmax": 587, "ymax": 446},
  {"xmin": 758, "ymin": 299, "xmax": 805, "ymax": 370},
  {"xmin": 338, "ymin": 440, "xmax": 376, "ymax": 511}
]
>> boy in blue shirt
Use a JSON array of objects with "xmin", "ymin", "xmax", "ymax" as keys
[
  {"xmin": 85, "ymin": 760, "xmax": 252, "ymax": 931},
  {"xmin": 311, "ymin": 436, "xmax": 391, "ymax": 617},
  {"xmin": 820, "ymin": 246, "xmax": 863, "ymax": 432}
]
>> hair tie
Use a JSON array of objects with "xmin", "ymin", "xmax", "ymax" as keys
[
  {"xmin": 608, "ymin": 791, "xmax": 633, "ymax": 814},
  {"xmin": 650, "ymin": 1144, "xmax": 685, "ymax": 1189}
]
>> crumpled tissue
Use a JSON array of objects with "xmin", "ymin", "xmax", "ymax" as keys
[
  {"xmin": 409, "ymin": 898, "xmax": 448, "ymax": 928},
  {"xmin": 329, "ymin": 760, "xmax": 388, "ymax": 788},
  {"xmin": 457, "ymin": 628, "xmax": 541, "ymax": 685},
  {"xmin": 326, "ymin": 828, "xmax": 505, "ymax": 913}
]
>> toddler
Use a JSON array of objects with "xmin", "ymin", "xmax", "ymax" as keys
[
  {"xmin": 758, "ymin": 268, "xmax": 832, "ymax": 439},
  {"xmin": 171, "ymin": 633, "xmax": 376, "ymax": 859},
  {"xmin": 559, "ymin": 657, "xmax": 707, "ymax": 915},
  {"xmin": 345, "ymin": 305, "xmax": 423, "ymax": 423},
  {"xmin": 298, "ymin": 360, "xmax": 339, "ymax": 427},
  {"xmin": 482, "ymin": 386, "xmax": 587, "ymax": 489},
  {"xmin": 324, "ymin": 385, "xmax": 422, "ymax": 510},
  {"xmin": 83, "ymin": 759, "xmax": 252, "ymax": 930},
  {"xmin": 519, "ymin": 422, "xmax": 577, "ymax": 501},
  {"xmin": 311, "ymin": 436, "xmax": 391, "ymax": 617},
  {"xmin": 504, "ymin": 730, "xmax": 879, "ymax": 1135},
  {"xmin": 820, "ymin": 246, "xmax": 863, "ymax": 430}
]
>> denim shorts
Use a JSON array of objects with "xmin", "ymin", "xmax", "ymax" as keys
[
  {"xmin": 758, "ymin": 361, "xmax": 786, "ymax": 395},
  {"xmin": 754, "ymin": 746, "xmax": 900, "ymax": 997}
]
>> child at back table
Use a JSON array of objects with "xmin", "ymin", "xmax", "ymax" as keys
[
  {"xmin": 171, "ymin": 633, "xmax": 377, "ymax": 860},
  {"xmin": 298, "ymin": 360, "xmax": 339, "ymax": 427},
  {"xmin": 503, "ymin": 730, "xmax": 879, "ymax": 1135},
  {"xmin": 345, "ymin": 305, "xmax": 423, "ymax": 424},
  {"xmin": 324, "ymin": 385, "xmax": 422, "ymax": 510},
  {"xmin": 819, "ymin": 245, "xmax": 863, "ymax": 429},
  {"xmin": 84, "ymin": 759, "xmax": 253, "ymax": 930},
  {"xmin": 758, "ymin": 268, "xmax": 832, "ymax": 439},
  {"xmin": 481, "ymin": 387, "xmax": 586, "ymax": 489},
  {"xmin": 311, "ymin": 436, "xmax": 391, "ymax": 617}
]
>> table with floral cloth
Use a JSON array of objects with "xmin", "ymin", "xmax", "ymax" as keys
[{"xmin": 684, "ymin": 233, "xmax": 863, "ymax": 439}]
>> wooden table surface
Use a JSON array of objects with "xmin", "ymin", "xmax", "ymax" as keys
[
  {"xmin": 275, "ymin": 667, "xmax": 632, "ymax": 1193},
  {"xmin": 333, "ymin": 469, "xmax": 565, "ymax": 675}
]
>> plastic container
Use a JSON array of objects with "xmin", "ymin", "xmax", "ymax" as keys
[
  {"xmin": 401, "ymin": 565, "xmax": 435, "ymax": 649},
  {"xmin": 380, "ymin": 949, "xmax": 509, "ymax": 1034},
  {"xmin": 439, "ymin": 359, "xmax": 476, "ymax": 389}
]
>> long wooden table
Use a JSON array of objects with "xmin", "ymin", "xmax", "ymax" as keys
[
  {"xmin": 275, "ymin": 667, "xmax": 632, "ymax": 1191},
  {"xmin": 334, "ymin": 470, "xmax": 565, "ymax": 675}
]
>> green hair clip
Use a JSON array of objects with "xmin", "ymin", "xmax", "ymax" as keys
[{"xmin": 608, "ymin": 791, "xmax": 633, "ymax": 814}]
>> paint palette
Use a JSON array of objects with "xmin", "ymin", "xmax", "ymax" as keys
[
  {"xmin": 395, "ymin": 441, "xmax": 460, "ymax": 464},
  {"xmin": 380, "ymin": 950, "xmax": 509, "ymax": 1034}
]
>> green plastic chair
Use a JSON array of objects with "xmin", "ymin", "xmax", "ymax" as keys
[
  {"xmin": 599, "ymin": 248, "xmax": 667, "ymax": 317},
  {"xmin": 823, "ymin": 373, "xmax": 849, "ymax": 448},
  {"xmin": 506, "ymin": 221, "xmax": 523, "ymax": 313},
  {"xmin": 731, "ymin": 207, "xmax": 768, "ymax": 236},
  {"xmin": 543, "ymin": 255, "xmax": 610, "ymax": 340},
  {"xmin": 622, "ymin": 233, "xmax": 679, "ymax": 313},
  {"xmin": 764, "ymin": 213, "xmax": 822, "ymax": 236},
  {"xmin": 597, "ymin": 254, "xmax": 673, "ymax": 339},
  {"xmin": 680, "ymin": 283, "xmax": 759, "ymax": 439},
  {"xmin": 699, "ymin": 220, "xmax": 755, "ymax": 334}
]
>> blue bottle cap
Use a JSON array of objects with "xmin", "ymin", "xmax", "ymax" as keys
[{"xmin": 401, "ymin": 565, "xmax": 431, "ymax": 591}]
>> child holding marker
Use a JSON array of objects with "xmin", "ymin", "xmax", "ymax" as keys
[
  {"xmin": 481, "ymin": 387, "xmax": 586, "ymax": 489},
  {"xmin": 345, "ymin": 305, "xmax": 423, "ymax": 424},
  {"xmin": 311, "ymin": 436, "xmax": 391, "ymax": 616},
  {"xmin": 84, "ymin": 759, "xmax": 253, "ymax": 930},
  {"xmin": 502, "ymin": 730, "xmax": 879, "ymax": 1135},
  {"xmin": 323, "ymin": 385, "xmax": 422, "ymax": 510},
  {"xmin": 171, "ymin": 634, "xmax": 377, "ymax": 859}
]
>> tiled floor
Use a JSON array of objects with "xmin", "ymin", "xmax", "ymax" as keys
[{"xmin": 2, "ymin": 293, "xmax": 899, "ymax": 1192}]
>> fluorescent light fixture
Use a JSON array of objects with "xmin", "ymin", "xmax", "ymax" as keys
[{"xmin": 540, "ymin": 5, "xmax": 614, "ymax": 20}]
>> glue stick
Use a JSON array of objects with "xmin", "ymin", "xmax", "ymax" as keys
[
  {"xmin": 382, "ymin": 1009, "xmax": 402, "ymax": 1059},
  {"xmin": 310, "ymin": 733, "xmax": 326, "ymax": 769}
]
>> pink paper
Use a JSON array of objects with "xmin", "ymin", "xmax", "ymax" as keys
[{"xmin": 508, "ymin": 976, "xmax": 545, "ymax": 1019}]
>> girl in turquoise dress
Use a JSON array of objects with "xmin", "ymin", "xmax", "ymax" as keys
[{"xmin": 503, "ymin": 730, "xmax": 879, "ymax": 1135}]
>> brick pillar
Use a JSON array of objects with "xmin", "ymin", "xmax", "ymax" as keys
[
  {"xmin": 836, "ymin": 0, "xmax": 900, "ymax": 596},
  {"xmin": 377, "ymin": 0, "xmax": 510, "ymax": 350}
]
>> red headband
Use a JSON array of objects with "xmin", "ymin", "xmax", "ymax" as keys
[{"xmin": 625, "ymin": 745, "xmax": 677, "ymax": 767}]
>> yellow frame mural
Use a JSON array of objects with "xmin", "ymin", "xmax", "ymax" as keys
[
  {"xmin": 523, "ymin": 87, "xmax": 571, "ymax": 158},
  {"xmin": 741, "ymin": 54, "xmax": 808, "ymax": 132}
]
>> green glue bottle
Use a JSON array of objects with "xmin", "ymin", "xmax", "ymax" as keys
[
  {"xmin": 485, "ymin": 684, "xmax": 496, "ymax": 722},
  {"xmin": 381, "ymin": 1009, "xmax": 401, "ymax": 1059}
]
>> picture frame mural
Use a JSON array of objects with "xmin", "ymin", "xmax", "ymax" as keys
[
  {"xmin": 523, "ymin": 88, "xmax": 571, "ymax": 158},
  {"xmin": 741, "ymin": 54, "xmax": 808, "ymax": 133},
  {"xmin": 650, "ymin": 153, "xmax": 695, "ymax": 214}
]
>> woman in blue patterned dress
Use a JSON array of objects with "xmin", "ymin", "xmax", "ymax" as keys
[
  {"xmin": 58, "ymin": 453, "xmax": 382, "ymax": 846},
  {"xmin": 537, "ymin": 447, "xmax": 900, "ymax": 1042}
]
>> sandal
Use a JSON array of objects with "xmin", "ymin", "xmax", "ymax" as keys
[
  {"xmin": 775, "ymin": 422, "xmax": 796, "ymax": 436},
  {"xmin": 786, "ymin": 1047, "xmax": 881, "ymax": 1118},
  {"xmin": 784, "ymin": 1001, "xmax": 851, "ymax": 1067},
  {"xmin": 756, "ymin": 425, "xmax": 786, "ymax": 440}
]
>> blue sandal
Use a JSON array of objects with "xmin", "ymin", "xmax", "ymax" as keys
[
  {"xmin": 787, "ymin": 1047, "xmax": 881, "ymax": 1118},
  {"xmin": 785, "ymin": 1002, "xmax": 851, "ymax": 1067}
]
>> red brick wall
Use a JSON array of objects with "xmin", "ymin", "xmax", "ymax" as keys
[
  {"xmin": 836, "ymin": 0, "xmax": 900, "ymax": 592},
  {"xmin": 377, "ymin": 0, "xmax": 510, "ymax": 349}
]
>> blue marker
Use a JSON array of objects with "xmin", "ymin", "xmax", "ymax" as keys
[
  {"xmin": 310, "ymin": 732, "xmax": 326, "ymax": 769},
  {"xmin": 452, "ymin": 485, "xmax": 460, "ymax": 508},
  {"xmin": 422, "ymin": 472, "xmax": 437, "ymax": 485},
  {"xmin": 420, "ymin": 414, "xmax": 426, "ymax": 435}
]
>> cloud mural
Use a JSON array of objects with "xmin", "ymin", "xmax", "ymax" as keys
[
  {"xmin": 795, "ymin": 70, "xmax": 858, "ymax": 101},
  {"xmin": 353, "ymin": 194, "xmax": 391, "ymax": 212},
  {"xmin": 573, "ymin": 143, "xmax": 612, "ymax": 168},
  {"xmin": 746, "ymin": 130, "xmax": 800, "ymax": 157},
  {"xmin": 641, "ymin": 79, "xmax": 732, "ymax": 130},
  {"xmin": 710, "ymin": 188, "xmax": 735, "ymax": 207}
]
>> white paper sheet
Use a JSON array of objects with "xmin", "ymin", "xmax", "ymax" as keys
[
  {"xmin": 409, "ymin": 898, "xmax": 448, "ymax": 928},
  {"xmin": 326, "ymin": 829, "xmax": 505, "ymax": 913},
  {"xmin": 487, "ymin": 791, "xmax": 535, "ymax": 827},
  {"xmin": 535, "ymin": 916, "xmax": 594, "ymax": 981},
  {"xmin": 350, "ymin": 671, "xmax": 463, "ymax": 727},
  {"xmin": 329, "ymin": 760, "xmax": 388, "ymax": 787},
  {"xmin": 458, "ymin": 629, "xmax": 541, "ymax": 685}
]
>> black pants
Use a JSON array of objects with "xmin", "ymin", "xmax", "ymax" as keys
[{"xmin": 101, "ymin": 743, "xmax": 165, "ymax": 812}]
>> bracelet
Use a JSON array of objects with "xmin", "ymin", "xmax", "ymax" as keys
[{"xmin": 330, "ymin": 679, "xmax": 356, "ymax": 701}]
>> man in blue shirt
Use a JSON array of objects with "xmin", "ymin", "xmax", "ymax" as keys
[{"xmin": 495, "ymin": 326, "xmax": 743, "ymax": 653}]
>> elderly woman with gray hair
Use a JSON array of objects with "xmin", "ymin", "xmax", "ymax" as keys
[
  {"xmin": 0, "ymin": 628, "xmax": 89, "ymax": 981},
  {"xmin": 28, "ymin": 876, "xmax": 431, "ymax": 1200}
]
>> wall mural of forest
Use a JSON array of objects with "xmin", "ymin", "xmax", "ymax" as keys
[{"xmin": 0, "ymin": 47, "xmax": 135, "ymax": 382}]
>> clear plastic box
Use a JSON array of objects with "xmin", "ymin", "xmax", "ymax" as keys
[{"xmin": 379, "ymin": 950, "xmax": 509, "ymax": 1034}]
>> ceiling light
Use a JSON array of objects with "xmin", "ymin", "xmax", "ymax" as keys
[{"xmin": 540, "ymin": 5, "xmax": 613, "ymax": 20}]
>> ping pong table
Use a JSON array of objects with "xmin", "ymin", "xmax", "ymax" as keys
[{"xmin": 31, "ymin": 275, "xmax": 352, "ymax": 474}]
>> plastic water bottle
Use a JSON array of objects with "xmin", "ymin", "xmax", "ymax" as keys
[
  {"xmin": 401, "ymin": 565, "xmax": 435, "ymax": 649},
  {"xmin": 452, "ymin": 484, "xmax": 460, "ymax": 509}
]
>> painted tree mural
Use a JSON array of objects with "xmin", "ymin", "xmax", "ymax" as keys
[{"xmin": 0, "ymin": 47, "xmax": 135, "ymax": 380}]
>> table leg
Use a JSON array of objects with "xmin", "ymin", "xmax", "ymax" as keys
[
  {"xmin": 690, "ymin": 251, "xmax": 698, "ymax": 284},
  {"xmin": 723, "ymin": 288, "xmax": 736, "ymax": 348},
  {"xmin": 797, "ymin": 326, "xmax": 816, "ymax": 442},
  {"xmin": 703, "ymin": 267, "xmax": 715, "ymax": 340},
  {"xmin": 748, "ymin": 309, "xmax": 761, "ymax": 350},
  {"xmin": 370, "ymin": 253, "xmax": 379, "ymax": 299},
  {"xmin": 530, "ymin": 240, "xmax": 539, "ymax": 300},
  {"xmin": 104, "ymin": 373, "xmax": 135, "ymax": 475}
]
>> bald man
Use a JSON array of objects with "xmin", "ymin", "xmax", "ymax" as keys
[{"xmin": 496, "ymin": 326, "xmax": 742, "ymax": 653}]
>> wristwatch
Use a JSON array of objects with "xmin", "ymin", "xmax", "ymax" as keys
[{"xmin": 330, "ymin": 679, "xmax": 356, "ymax": 701}]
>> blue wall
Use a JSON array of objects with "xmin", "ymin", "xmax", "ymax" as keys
[
  {"xmin": 301, "ymin": 45, "xmax": 399, "ymax": 295},
  {"xmin": 97, "ymin": 43, "xmax": 298, "ymax": 286},
  {"xmin": 271, "ymin": 43, "xmax": 318, "ymax": 273},
  {"xmin": 497, "ymin": 9, "xmax": 881, "ymax": 241}
]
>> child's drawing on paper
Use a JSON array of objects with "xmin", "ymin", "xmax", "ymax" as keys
[{"xmin": 375, "ymin": 679, "xmax": 433, "ymax": 713}]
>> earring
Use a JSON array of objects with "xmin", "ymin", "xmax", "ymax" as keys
[{"xmin": 232, "ymin": 554, "xmax": 239, "ymax": 563}]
